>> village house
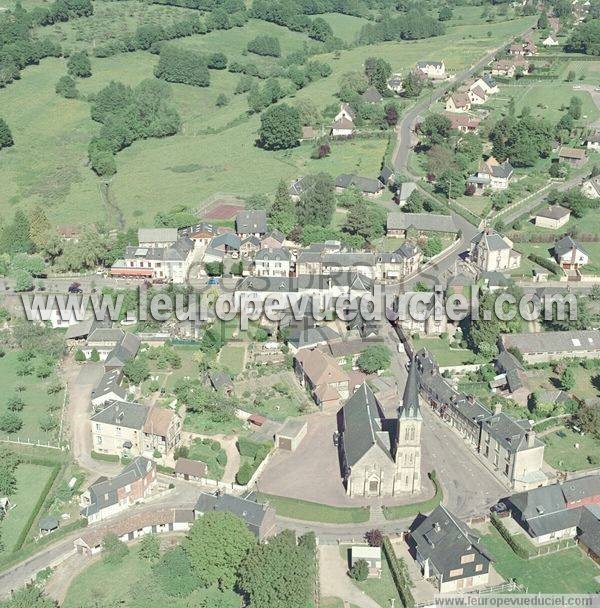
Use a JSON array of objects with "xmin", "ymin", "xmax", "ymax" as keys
[
  {"xmin": 469, "ymin": 229, "xmax": 521, "ymax": 272},
  {"xmin": 294, "ymin": 348, "xmax": 350, "ymax": 409},
  {"xmin": 137, "ymin": 228, "xmax": 178, "ymax": 248},
  {"xmin": 554, "ymin": 235, "xmax": 589, "ymax": 269},
  {"xmin": 586, "ymin": 130, "xmax": 600, "ymax": 151},
  {"xmin": 507, "ymin": 476, "xmax": 600, "ymax": 558},
  {"xmin": 396, "ymin": 181, "xmax": 417, "ymax": 205},
  {"xmin": 445, "ymin": 112, "xmax": 481, "ymax": 133},
  {"xmin": 361, "ymin": 86, "xmax": 383, "ymax": 104},
  {"xmin": 174, "ymin": 458, "xmax": 207, "ymax": 482},
  {"xmin": 582, "ymin": 175, "xmax": 600, "ymax": 199},
  {"xmin": 91, "ymin": 370, "xmax": 127, "ymax": 409},
  {"xmin": 386, "ymin": 212, "xmax": 458, "ymax": 238},
  {"xmin": 534, "ymin": 205, "xmax": 571, "ymax": 229},
  {"xmin": 110, "ymin": 237, "xmax": 194, "ymax": 284},
  {"xmin": 542, "ymin": 34, "xmax": 559, "ymax": 46},
  {"xmin": 236, "ymin": 210, "xmax": 268, "ymax": 238},
  {"xmin": 194, "ymin": 492, "xmax": 276, "ymax": 540},
  {"xmin": 179, "ymin": 222, "xmax": 220, "ymax": 248},
  {"xmin": 558, "ymin": 146, "xmax": 587, "ymax": 167},
  {"xmin": 387, "ymin": 74, "xmax": 403, "ymax": 93},
  {"xmin": 239, "ymin": 236, "xmax": 261, "ymax": 258},
  {"xmin": 470, "ymin": 74, "xmax": 498, "ymax": 95},
  {"xmin": 104, "ymin": 333, "xmax": 142, "ymax": 373},
  {"xmin": 490, "ymin": 350, "xmax": 531, "ymax": 407},
  {"xmin": 330, "ymin": 115, "xmax": 355, "ymax": 137},
  {"xmin": 467, "ymin": 157, "xmax": 514, "ymax": 193},
  {"xmin": 334, "ymin": 174, "xmax": 384, "ymax": 199},
  {"xmin": 90, "ymin": 400, "xmax": 182, "ymax": 458},
  {"xmin": 379, "ymin": 166, "xmax": 395, "ymax": 187},
  {"xmin": 410, "ymin": 505, "xmax": 493, "ymax": 592},
  {"xmin": 415, "ymin": 60, "xmax": 446, "ymax": 79},
  {"xmin": 378, "ymin": 244, "xmax": 422, "ymax": 280},
  {"xmin": 350, "ymin": 546, "xmax": 382, "ymax": 578},
  {"xmin": 83, "ymin": 329, "xmax": 140, "ymax": 365},
  {"xmin": 509, "ymin": 41, "xmax": 537, "ymax": 56},
  {"xmin": 296, "ymin": 250, "xmax": 376, "ymax": 278},
  {"xmin": 80, "ymin": 457, "xmax": 156, "ymax": 524},
  {"xmin": 468, "ymin": 85, "xmax": 487, "ymax": 105},
  {"xmin": 445, "ymin": 93, "xmax": 471, "ymax": 113},
  {"xmin": 287, "ymin": 326, "xmax": 340, "ymax": 353},
  {"xmin": 254, "ymin": 247, "xmax": 291, "ymax": 277},
  {"xmin": 491, "ymin": 58, "xmax": 529, "ymax": 77},
  {"xmin": 394, "ymin": 292, "xmax": 448, "ymax": 337},
  {"xmin": 340, "ymin": 370, "xmax": 422, "ymax": 497},
  {"xmin": 261, "ymin": 229, "xmax": 287, "ymax": 250},
  {"xmin": 500, "ymin": 330, "xmax": 600, "ymax": 364},
  {"xmin": 205, "ymin": 233, "xmax": 241, "ymax": 261},
  {"xmin": 288, "ymin": 175, "xmax": 312, "ymax": 202}
]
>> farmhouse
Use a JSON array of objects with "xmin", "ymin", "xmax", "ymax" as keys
[
  {"xmin": 410, "ymin": 505, "xmax": 492, "ymax": 592},
  {"xmin": 236, "ymin": 210, "xmax": 268, "ymax": 238},
  {"xmin": 91, "ymin": 370, "xmax": 127, "ymax": 408},
  {"xmin": 294, "ymin": 348, "xmax": 350, "ymax": 409},
  {"xmin": 500, "ymin": 330, "xmax": 600, "ymax": 364},
  {"xmin": 194, "ymin": 492, "xmax": 276, "ymax": 540},
  {"xmin": 445, "ymin": 93, "xmax": 470, "ymax": 113},
  {"xmin": 340, "ymin": 369, "xmax": 422, "ymax": 497},
  {"xmin": 415, "ymin": 60, "xmax": 446, "ymax": 79},
  {"xmin": 558, "ymin": 146, "xmax": 587, "ymax": 167},
  {"xmin": 467, "ymin": 157, "xmax": 514, "ymax": 193},
  {"xmin": 469, "ymin": 229, "xmax": 521, "ymax": 272},
  {"xmin": 254, "ymin": 247, "xmax": 291, "ymax": 277},
  {"xmin": 554, "ymin": 235, "xmax": 589, "ymax": 269},
  {"xmin": 534, "ymin": 205, "xmax": 571, "ymax": 229},
  {"xmin": 91, "ymin": 400, "xmax": 182, "ymax": 458},
  {"xmin": 330, "ymin": 116, "xmax": 355, "ymax": 137},
  {"xmin": 582, "ymin": 175, "xmax": 600, "ymax": 199},
  {"xmin": 586, "ymin": 130, "xmax": 600, "ymax": 150},
  {"xmin": 386, "ymin": 212, "xmax": 458, "ymax": 238},
  {"xmin": 80, "ymin": 457, "xmax": 156, "ymax": 524},
  {"xmin": 335, "ymin": 174, "xmax": 384, "ymax": 198},
  {"xmin": 444, "ymin": 112, "xmax": 481, "ymax": 133}
]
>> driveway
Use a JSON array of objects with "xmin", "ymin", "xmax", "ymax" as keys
[{"xmin": 319, "ymin": 545, "xmax": 381, "ymax": 608}]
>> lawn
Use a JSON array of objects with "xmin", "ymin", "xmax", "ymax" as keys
[
  {"xmin": 480, "ymin": 525, "xmax": 600, "ymax": 593},
  {"xmin": 219, "ymin": 345, "xmax": 246, "ymax": 376},
  {"xmin": 0, "ymin": 13, "xmax": 535, "ymax": 228},
  {"xmin": 0, "ymin": 350, "xmax": 63, "ymax": 443},
  {"xmin": 340, "ymin": 545, "xmax": 402, "ymax": 608},
  {"xmin": 256, "ymin": 492, "xmax": 369, "ymax": 523},
  {"xmin": 411, "ymin": 336, "xmax": 479, "ymax": 367},
  {"xmin": 382, "ymin": 472, "xmax": 442, "ymax": 520},
  {"xmin": 319, "ymin": 13, "xmax": 369, "ymax": 43},
  {"xmin": 187, "ymin": 437, "xmax": 227, "ymax": 480},
  {"xmin": 0, "ymin": 464, "xmax": 54, "ymax": 553},
  {"xmin": 542, "ymin": 426, "xmax": 600, "ymax": 472}
]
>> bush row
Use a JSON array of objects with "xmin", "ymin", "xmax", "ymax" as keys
[
  {"xmin": 490, "ymin": 512, "xmax": 529, "ymax": 559},
  {"xmin": 382, "ymin": 536, "xmax": 415, "ymax": 608}
]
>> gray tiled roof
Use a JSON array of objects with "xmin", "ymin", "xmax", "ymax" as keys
[
  {"xmin": 255, "ymin": 247, "xmax": 291, "ymax": 262},
  {"xmin": 125, "ymin": 237, "xmax": 193, "ymax": 262},
  {"xmin": 471, "ymin": 230, "xmax": 510, "ymax": 251},
  {"xmin": 481, "ymin": 412, "xmax": 540, "ymax": 452},
  {"xmin": 90, "ymin": 400, "xmax": 149, "ymax": 431},
  {"xmin": 335, "ymin": 174, "xmax": 383, "ymax": 194},
  {"xmin": 400, "ymin": 361, "xmax": 421, "ymax": 419},
  {"xmin": 288, "ymin": 326, "xmax": 340, "ymax": 350},
  {"xmin": 211, "ymin": 233, "xmax": 242, "ymax": 250},
  {"xmin": 194, "ymin": 492, "xmax": 271, "ymax": 535},
  {"xmin": 554, "ymin": 235, "xmax": 588, "ymax": 258},
  {"xmin": 501, "ymin": 330, "xmax": 600, "ymax": 355},
  {"xmin": 91, "ymin": 370, "xmax": 126, "ymax": 402},
  {"xmin": 236, "ymin": 210, "xmax": 267, "ymax": 234},
  {"xmin": 536, "ymin": 205, "xmax": 570, "ymax": 221},
  {"xmin": 138, "ymin": 228, "xmax": 177, "ymax": 244},
  {"xmin": 361, "ymin": 86, "xmax": 383, "ymax": 103}
]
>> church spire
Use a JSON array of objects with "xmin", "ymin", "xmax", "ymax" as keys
[{"xmin": 400, "ymin": 360, "xmax": 421, "ymax": 419}]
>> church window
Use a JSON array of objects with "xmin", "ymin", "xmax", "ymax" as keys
[{"xmin": 410, "ymin": 426, "xmax": 415, "ymax": 441}]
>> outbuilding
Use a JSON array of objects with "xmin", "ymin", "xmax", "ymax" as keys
[
  {"xmin": 175, "ymin": 458, "xmax": 207, "ymax": 482},
  {"xmin": 275, "ymin": 418, "xmax": 308, "ymax": 451},
  {"xmin": 350, "ymin": 545, "xmax": 382, "ymax": 577}
]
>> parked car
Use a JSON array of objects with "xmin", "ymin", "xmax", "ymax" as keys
[
  {"xmin": 491, "ymin": 500, "xmax": 509, "ymax": 514},
  {"xmin": 332, "ymin": 431, "xmax": 339, "ymax": 447},
  {"xmin": 68, "ymin": 282, "xmax": 82, "ymax": 293},
  {"xmin": 208, "ymin": 277, "xmax": 220, "ymax": 285}
]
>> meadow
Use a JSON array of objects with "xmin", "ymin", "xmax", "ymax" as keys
[{"xmin": 0, "ymin": 6, "xmax": 536, "ymax": 229}]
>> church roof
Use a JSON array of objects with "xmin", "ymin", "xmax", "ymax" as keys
[{"xmin": 400, "ymin": 361, "xmax": 422, "ymax": 420}]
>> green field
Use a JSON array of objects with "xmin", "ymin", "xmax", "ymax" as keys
[
  {"xmin": 411, "ymin": 336, "xmax": 478, "ymax": 367},
  {"xmin": 481, "ymin": 526, "xmax": 600, "ymax": 593},
  {"xmin": 0, "ymin": 11, "xmax": 535, "ymax": 228},
  {"xmin": 542, "ymin": 426, "xmax": 600, "ymax": 472},
  {"xmin": 0, "ymin": 350, "xmax": 63, "ymax": 443},
  {"xmin": 0, "ymin": 463, "xmax": 54, "ymax": 552},
  {"xmin": 383, "ymin": 472, "xmax": 442, "ymax": 520},
  {"xmin": 218, "ymin": 345, "xmax": 246, "ymax": 376},
  {"xmin": 256, "ymin": 492, "xmax": 370, "ymax": 523}
]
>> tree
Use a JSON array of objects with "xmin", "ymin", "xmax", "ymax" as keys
[
  {"xmin": 349, "ymin": 558, "xmax": 369, "ymax": 582},
  {"xmin": 575, "ymin": 402, "xmax": 600, "ymax": 439},
  {"xmin": 538, "ymin": 12, "xmax": 549, "ymax": 30},
  {"xmin": 560, "ymin": 367, "xmax": 575, "ymax": 391},
  {"xmin": 12, "ymin": 269, "xmax": 33, "ymax": 292},
  {"xmin": 357, "ymin": 345, "xmax": 391, "ymax": 373},
  {"xmin": 205, "ymin": 261, "xmax": 223, "ymax": 276},
  {"xmin": 439, "ymin": 6, "xmax": 453, "ymax": 21},
  {"xmin": 343, "ymin": 199, "xmax": 386, "ymax": 243},
  {"xmin": 0, "ymin": 585, "xmax": 55, "ymax": 608},
  {"xmin": 0, "ymin": 411, "xmax": 23, "ymax": 433},
  {"xmin": 138, "ymin": 533, "xmax": 161, "ymax": 561},
  {"xmin": 402, "ymin": 71, "xmax": 423, "ymax": 98},
  {"xmin": 436, "ymin": 168, "xmax": 466, "ymax": 199},
  {"xmin": 296, "ymin": 173, "xmax": 335, "ymax": 227},
  {"xmin": 364, "ymin": 56, "xmax": 392, "ymax": 94},
  {"xmin": 566, "ymin": 20, "xmax": 600, "ymax": 55},
  {"xmin": 55, "ymin": 75, "xmax": 78, "ymax": 98},
  {"xmin": 90, "ymin": 348, "xmax": 100, "ymax": 362},
  {"xmin": 155, "ymin": 46, "xmax": 210, "ymax": 87},
  {"xmin": 568, "ymin": 96, "xmax": 583, "ymax": 120},
  {"xmin": 28, "ymin": 207, "xmax": 52, "ymax": 252},
  {"xmin": 0, "ymin": 118, "xmax": 14, "ymax": 150},
  {"xmin": 7, "ymin": 395, "xmax": 24, "ymax": 412},
  {"xmin": 216, "ymin": 93, "xmax": 228, "ymax": 107},
  {"xmin": 420, "ymin": 113, "xmax": 452, "ymax": 146},
  {"xmin": 102, "ymin": 532, "xmax": 129, "ymax": 564},
  {"xmin": 0, "ymin": 210, "xmax": 32, "ymax": 255},
  {"xmin": 259, "ymin": 103, "xmax": 301, "ymax": 150},
  {"xmin": 309, "ymin": 17, "xmax": 333, "ymax": 41},
  {"xmin": 153, "ymin": 546, "xmax": 199, "ymax": 596},
  {"xmin": 123, "ymin": 356, "xmax": 150, "ymax": 385},
  {"xmin": 74, "ymin": 349, "xmax": 86, "ymax": 362},
  {"xmin": 268, "ymin": 180, "xmax": 296, "ymax": 234},
  {"xmin": 238, "ymin": 531, "xmax": 314, "ymax": 608},
  {"xmin": 183, "ymin": 511, "xmax": 255, "ymax": 589},
  {"xmin": 247, "ymin": 35, "xmax": 280, "ymax": 57},
  {"xmin": 423, "ymin": 235, "xmax": 443, "ymax": 257},
  {"xmin": 67, "ymin": 50, "xmax": 92, "ymax": 78},
  {"xmin": 0, "ymin": 467, "xmax": 17, "ymax": 496},
  {"xmin": 365, "ymin": 528, "xmax": 383, "ymax": 547}
]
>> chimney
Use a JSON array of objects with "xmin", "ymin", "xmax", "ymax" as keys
[
  {"xmin": 494, "ymin": 403, "xmax": 502, "ymax": 415},
  {"xmin": 526, "ymin": 430, "xmax": 535, "ymax": 448}
]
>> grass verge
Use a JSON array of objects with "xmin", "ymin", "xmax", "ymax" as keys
[{"xmin": 383, "ymin": 471, "xmax": 442, "ymax": 520}]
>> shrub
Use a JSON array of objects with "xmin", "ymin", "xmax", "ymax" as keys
[
  {"xmin": 7, "ymin": 395, "xmax": 25, "ymax": 412},
  {"xmin": 74, "ymin": 349, "xmax": 86, "ymax": 362},
  {"xmin": 235, "ymin": 462, "xmax": 253, "ymax": 485},
  {"xmin": 0, "ymin": 411, "xmax": 23, "ymax": 433},
  {"xmin": 490, "ymin": 513, "xmax": 529, "ymax": 559},
  {"xmin": 349, "ymin": 558, "xmax": 368, "ymax": 581}
]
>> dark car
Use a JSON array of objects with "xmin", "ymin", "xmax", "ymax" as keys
[
  {"xmin": 68, "ymin": 282, "xmax": 82, "ymax": 293},
  {"xmin": 491, "ymin": 501, "xmax": 509, "ymax": 514}
]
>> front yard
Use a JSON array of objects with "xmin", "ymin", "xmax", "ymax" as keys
[
  {"xmin": 411, "ymin": 336, "xmax": 479, "ymax": 367},
  {"xmin": 480, "ymin": 525, "xmax": 600, "ymax": 593}
]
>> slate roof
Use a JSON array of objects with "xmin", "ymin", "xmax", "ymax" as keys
[
  {"xmin": 411, "ymin": 505, "xmax": 492, "ymax": 581},
  {"xmin": 400, "ymin": 360, "xmax": 421, "ymax": 419},
  {"xmin": 255, "ymin": 247, "xmax": 291, "ymax": 262},
  {"xmin": 66, "ymin": 318, "xmax": 97, "ymax": 340},
  {"xmin": 536, "ymin": 205, "xmax": 570, "ymax": 221},
  {"xmin": 82, "ymin": 457, "xmax": 154, "ymax": 518},
  {"xmin": 288, "ymin": 326, "xmax": 340, "ymax": 350},
  {"xmin": 208, "ymin": 370, "xmax": 233, "ymax": 391},
  {"xmin": 335, "ymin": 174, "xmax": 383, "ymax": 194},
  {"xmin": 236, "ymin": 210, "xmax": 267, "ymax": 234},
  {"xmin": 387, "ymin": 212, "xmax": 457, "ymax": 233},
  {"xmin": 394, "ymin": 242, "xmax": 421, "ymax": 259},
  {"xmin": 90, "ymin": 400, "xmax": 149, "ymax": 431},
  {"xmin": 501, "ymin": 330, "xmax": 600, "ymax": 356},
  {"xmin": 341, "ymin": 382, "xmax": 392, "ymax": 467},
  {"xmin": 471, "ymin": 230, "xmax": 510, "ymax": 251},
  {"xmin": 398, "ymin": 182, "xmax": 417, "ymax": 201},
  {"xmin": 361, "ymin": 86, "xmax": 383, "ymax": 104},
  {"xmin": 179, "ymin": 222, "xmax": 219, "ymax": 238},
  {"xmin": 416, "ymin": 60, "xmax": 444, "ymax": 69},
  {"xmin": 380, "ymin": 166, "xmax": 394, "ymax": 184},
  {"xmin": 105, "ymin": 333, "xmax": 141, "ymax": 368},
  {"xmin": 124, "ymin": 238, "xmax": 193, "ymax": 262},
  {"xmin": 554, "ymin": 235, "xmax": 588, "ymax": 258},
  {"xmin": 138, "ymin": 228, "xmax": 177, "ymax": 244},
  {"xmin": 91, "ymin": 370, "xmax": 126, "ymax": 403},
  {"xmin": 211, "ymin": 232, "xmax": 242, "ymax": 250},
  {"xmin": 87, "ymin": 328, "xmax": 125, "ymax": 343},
  {"xmin": 194, "ymin": 492, "xmax": 272, "ymax": 536},
  {"xmin": 289, "ymin": 176, "xmax": 312, "ymax": 197},
  {"xmin": 481, "ymin": 412, "xmax": 541, "ymax": 453}
]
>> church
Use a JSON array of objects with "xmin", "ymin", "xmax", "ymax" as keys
[{"xmin": 340, "ymin": 362, "xmax": 422, "ymax": 497}]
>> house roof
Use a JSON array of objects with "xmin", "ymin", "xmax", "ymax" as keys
[
  {"xmin": 394, "ymin": 242, "xmax": 421, "ymax": 259},
  {"xmin": 331, "ymin": 116, "xmax": 354, "ymax": 130},
  {"xmin": 91, "ymin": 400, "xmax": 149, "ymax": 431},
  {"xmin": 105, "ymin": 333, "xmax": 141, "ymax": 368},
  {"xmin": 66, "ymin": 318, "xmax": 97, "ymax": 340},
  {"xmin": 536, "ymin": 205, "xmax": 570, "ymax": 221},
  {"xmin": 255, "ymin": 247, "xmax": 291, "ymax": 262},
  {"xmin": 124, "ymin": 238, "xmax": 193, "ymax": 263},
  {"xmin": 558, "ymin": 146, "xmax": 586, "ymax": 160},
  {"xmin": 416, "ymin": 60, "xmax": 443, "ymax": 69},
  {"xmin": 179, "ymin": 222, "xmax": 219, "ymax": 238},
  {"xmin": 236, "ymin": 210, "xmax": 267, "ymax": 234},
  {"xmin": 277, "ymin": 417, "xmax": 307, "ymax": 439},
  {"xmin": 380, "ymin": 166, "xmax": 394, "ymax": 183},
  {"xmin": 87, "ymin": 327, "xmax": 125, "ymax": 343},
  {"xmin": 175, "ymin": 457, "xmax": 207, "ymax": 478},
  {"xmin": 555, "ymin": 235, "xmax": 588, "ymax": 258},
  {"xmin": 288, "ymin": 326, "xmax": 340, "ymax": 350},
  {"xmin": 501, "ymin": 330, "xmax": 600, "ymax": 355},
  {"xmin": 361, "ymin": 86, "xmax": 383, "ymax": 103},
  {"xmin": 471, "ymin": 85, "xmax": 486, "ymax": 99},
  {"xmin": 143, "ymin": 406, "xmax": 176, "ymax": 437},
  {"xmin": 449, "ymin": 93, "xmax": 469, "ymax": 108},
  {"xmin": 471, "ymin": 229, "xmax": 510, "ymax": 251},
  {"xmin": 387, "ymin": 212, "xmax": 457, "ymax": 233},
  {"xmin": 481, "ymin": 412, "xmax": 541, "ymax": 453},
  {"xmin": 341, "ymin": 382, "xmax": 392, "ymax": 467},
  {"xmin": 398, "ymin": 182, "xmax": 417, "ymax": 201},
  {"xmin": 335, "ymin": 174, "xmax": 383, "ymax": 194},
  {"xmin": 445, "ymin": 112, "xmax": 480, "ymax": 130},
  {"xmin": 294, "ymin": 348, "xmax": 349, "ymax": 387},
  {"xmin": 138, "ymin": 228, "xmax": 177, "ymax": 244},
  {"xmin": 340, "ymin": 103, "xmax": 356, "ymax": 119},
  {"xmin": 208, "ymin": 370, "xmax": 233, "ymax": 391},
  {"xmin": 411, "ymin": 505, "xmax": 492, "ymax": 580},
  {"xmin": 91, "ymin": 370, "xmax": 126, "ymax": 402},
  {"xmin": 194, "ymin": 492, "xmax": 272, "ymax": 533}
]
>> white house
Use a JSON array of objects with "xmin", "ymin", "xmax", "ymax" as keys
[
  {"xmin": 468, "ymin": 85, "xmax": 487, "ymax": 105},
  {"xmin": 586, "ymin": 130, "xmax": 600, "ymax": 151},
  {"xmin": 254, "ymin": 247, "xmax": 292, "ymax": 278},
  {"xmin": 470, "ymin": 74, "xmax": 498, "ymax": 95},
  {"xmin": 554, "ymin": 236, "xmax": 589, "ymax": 270},
  {"xmin": 582, "ymin": 175, "xmax": 600, "ymax": 199},
  {"xmin": 415, "ymin": 60, "xmax": 446, "ymax": 79},
  {"xmin": 467, "ymin": 157, "xmax": 514, "ymax": 194},
  {"xmin": 542, "ymin": 34, "xmax": 559, "ymax": 46},
  {"xmin": 534, "ymin": 206, "xmax": 571, "ymax": 229},
  {"xmin": 470, "ymin": 229, "xmax": 521, "ymax": 272},
  {"xmin": 445, "ymin": 93, "xmax": 470, "ymax": 113}
]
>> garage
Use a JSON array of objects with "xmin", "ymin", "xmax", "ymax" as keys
[{"xmin": 275, "ymin": 419, "xmax": 308, "ymax": 452}]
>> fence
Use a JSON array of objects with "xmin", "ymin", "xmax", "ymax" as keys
[{"xmin": 0, "ymin": 437, "xmax": 65, "ymax": 451}]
